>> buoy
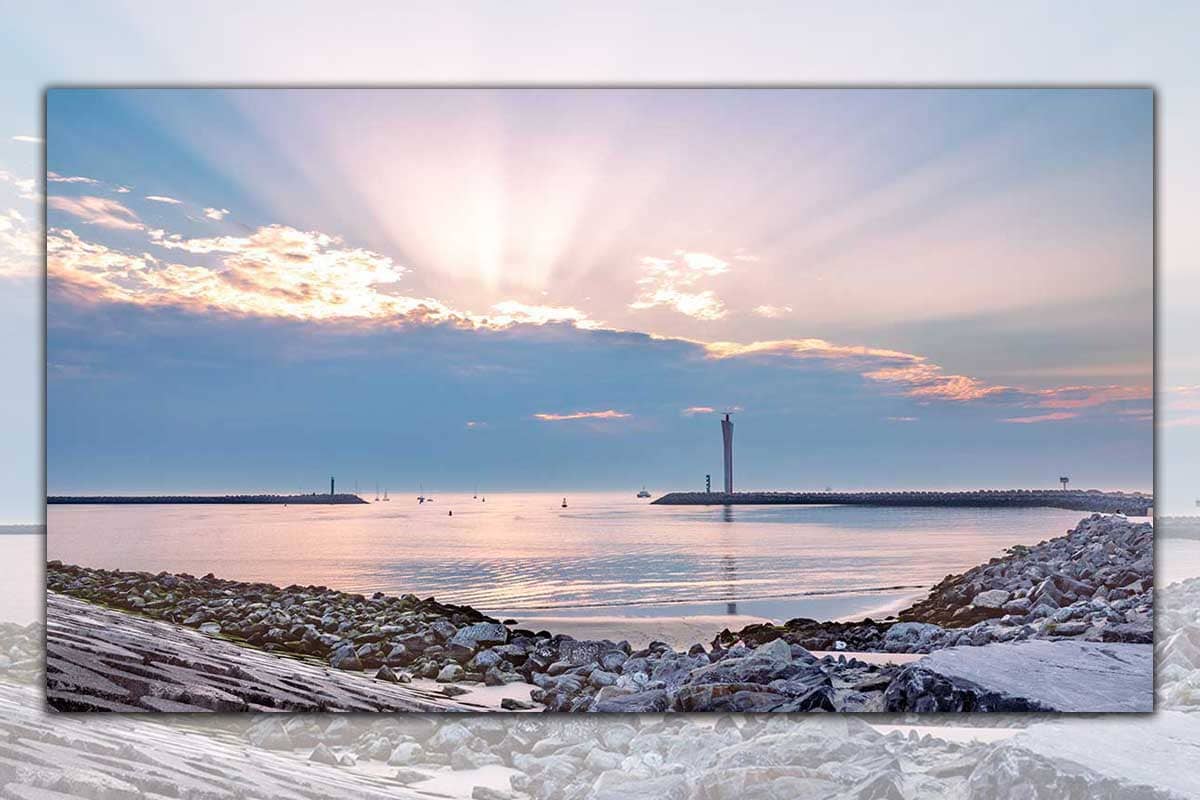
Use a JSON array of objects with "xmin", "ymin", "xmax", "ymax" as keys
[{"xmin": 448, "ymin": 510, "xmax": 453, "ymax": 516}]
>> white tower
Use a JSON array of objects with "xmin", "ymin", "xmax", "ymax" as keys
[{"xmin": 721, "ymin": 413, "xmax": 734, "ymax": 493}]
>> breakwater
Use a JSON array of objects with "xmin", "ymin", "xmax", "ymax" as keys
[
  {"xmin": 47, "ymin": 493, "xmax": 369, "ymax": 505},
  {"xmin": 653, "ymin": 489, "xmax": 1152, "ymax": 515}
]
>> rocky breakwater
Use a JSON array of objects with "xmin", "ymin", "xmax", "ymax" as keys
[
  {"xmin": 898, "ymin": 513, "xmax": 1153, "ymax": 646},
  {"xmin": 715, "ymin": 514, "xmax": 1154, "ymax": 657}
]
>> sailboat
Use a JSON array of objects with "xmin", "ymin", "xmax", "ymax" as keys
[
  {"xmin": 561, "ymin": 497, "xmax": 568, "ymax": 508},
  {"xmin": 636, "ymin": 486, "xmax": 651, "ymax": 498},
  {"xmin": 382, "ymin": 488, "xmax": 389, "ymax": 502},
  {"xmin": 374, "ymin": 483, "xmax": 380, "ymax": 502}
]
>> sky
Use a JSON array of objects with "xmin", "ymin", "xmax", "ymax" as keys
[
  {"xmin": 0, "ymin": 3, "xmax": 1197, "ymax": 519},
  {"xmin": 40, "ymin": 87, "xmax": 1153, "ymax": 496}
]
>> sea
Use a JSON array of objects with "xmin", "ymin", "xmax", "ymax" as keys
[{"xmin": 40, "ymin": 493, "xmax": 1170, "ymax": 641}]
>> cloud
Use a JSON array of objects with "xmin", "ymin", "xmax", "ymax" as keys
[
  {"xmin": 863, "ymin": 363, "xmax": 1014, "ymax": 402},
  {"xmin": 47, "ymin": 172, "xmax": 98, "ymax": 185},
  {"xmin": 629, "ymin": 250, "xmax": 730, "ymax": 320},
  {"xmin": 682, "ymin": 406, "xmax": 715, "ymax": 416},
  {"xmin": 0, "ymin": 209, "xmax": 38, "ymax": 278},
  {"xmin": 11, "ymin": 135, "xmax": 41, "ymax": 143},
  {"xmin": 115, "ymin": 186, "xmax": 131, "ymax": 193},
  {"xmin": 48, "ymin": 225, "xmax": 1150, "ymax": 426},
  {"xmin": 146, "ymin": 195, "xmax": 183, "ymax": 205},
  {"xmin": 1034, "ymin": 384, "xmax": 1151, "ymax": 409},
  {"xmin": 533, "ymin": 410, "xmax": 630, "ymax": 422},
  {"xmin": 887, "ymin": 416, "xmax": 918, "ymax": 422},
  {"xmin": 703, "ymin": 336, "xmax": 1148, "ymax": 419},
  {"xmin": 484, "ymin": 300, "xmax": 597, "ymax": 329},
  {"xmin": 1000, "ymin": 411, "xmax": 1079, "ymax": 424},
  {"xmin": 0, "ymin": 170, "xmax": 38, "ymax": 202},
  {"xmin": 465, "ymin": 420, "xmax": 488, "ymax": 429},
  {"xmin": 48, "ymin": 195, "xmax": 142, "ymax": 231},
  {"xmin": 203, "ymin": 207, "xmax": 230, "ymax": 221},
  {"xmin": 753, "ymin": 304, "xmax": 793, "ymax": 318},
  {"xmin": 51, "ymin": 225, "xmax": 598, "ymax": 333}
]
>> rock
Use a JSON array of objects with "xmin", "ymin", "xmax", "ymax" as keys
[
  {"xmin": 329, "ymin": 646, "xmax": 362, "ymax": 671},
  {"xmin": 1049, "ymin": 620, "xmax": 1090, "ymax": 637},
  {"xmin": 589, "ymin": 668, "xmax": 620, "ymax": 688},
  {"xmin": 198, "ymin": 622, "xmax": 221, "ymax": 635},
  {"xmin": 436, "ymin": 663, "xmax": 465, "ymax": 683},
  {"xmin": 883, "ymin": 622, "xmax": 944, "ymax": 651},
  {"xmin": 428, "ymin": 620, "xmax": 458, "ymax": 641},
  {"xmin": 309, "ymin": 743, "xmax": 339, "ymax": 765},
  {"xmin": 673, "ymin": 683, "xmax": 788, "ymax": 712},
  {"xmin": 468, "ymin": 649, "xmax": 502, "ymax": 671},
  {"xmin": 752, "ymin": 637, "xmax": 794, "ymax": 663},
  {"xmin": 972, "ymin": 589, "xmax": 1010, "ymax": 608},
  {"xmin": 558, "ymin": 638, "xmax": 611, "ymax": 666},
  {"xmin": 591, "ymin": 688, "xmax": 670, "ymax": 712},
  {"xmin": 375, "ymin": 665, "xmax": 399, "ymax": 682},
  {"xmin": 388, "ymin": 742, "xmax": 424, "ymax": 766},
  {"xmin": 449, "ymin": 622, "xmax": 509, "ymax": 648},
  {"xmin": 472, "ymin": 788, "xmax": 513, "ymax": 800},
  {"xmin": 885, "ymin": 641, "xmax": 1152, "ymax": 712},
  {"xmin": 500, "ymin": 697, "xmax": 535, "ymax": 710}
]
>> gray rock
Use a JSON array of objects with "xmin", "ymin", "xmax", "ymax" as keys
[
  {"xmin": 972, "ymin": 589, "xmax": 1010, "ymax": 608},
  {"xmin": 329, "ymin": 646, "xmax": 362, "ymax": 671},
  {"xmin": 435, "ymin": 663, "xmax": 465, "ymax": 683},
  {"xmin": 884, "ymin": 622, "xmax": 944, "ymax": 651},
  {"xmin": 309, "ymin": 742, "xmax": 339, "ymax": 765},
  {"xmin": 388, "ymin": 742, "xmax": 424, "ymax": 766},
  {"xmin": 500, "ymin": 697, "xmax": 536, "ymax": 710},
  {"xmin": 591, "ymin": 688, "xmax": 670, "ymax": 712},
  {"xmin": 449, "ymin": 621, "xmax": 508, "ymax": 648},
  {"xmin": 886, "ymin": 640, "xmax": 1152, "ymax": 712}
]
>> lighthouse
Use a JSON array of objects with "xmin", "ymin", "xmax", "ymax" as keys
[{"xmin": 721, "ymin": 413, "xmax": 734, "ymax": 493}]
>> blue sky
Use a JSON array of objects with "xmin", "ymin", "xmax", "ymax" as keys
[{"xmin": 41, "ymin": 88, "xmax": 1152, "ymax": 495}]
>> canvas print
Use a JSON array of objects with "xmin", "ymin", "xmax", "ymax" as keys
[{"xmin": 45, "ymin": 88, "xmax": 1153, "ymax": 713}]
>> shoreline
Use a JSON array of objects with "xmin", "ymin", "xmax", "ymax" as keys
[{"xmin": 45, "ymin": 513, "xmax": 1154, "ymax": 713}]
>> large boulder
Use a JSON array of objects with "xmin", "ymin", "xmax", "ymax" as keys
[{"xmin": 885, "ymin": 640, "xmax": 1152, "ymax": 712}]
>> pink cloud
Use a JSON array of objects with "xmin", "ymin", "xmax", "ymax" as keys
[
  {"xmin": 533, "ymin": 410, "xmax": 630, "ymax": 422},
  {"xmin": 48, "ymin": 196, "xmax": 142, "ymax": 231},
  {"xmin": 682, "ymin": 406, "xmax": 715, "ymax": 416},
  {"xmin": 1034, "ymin": 385, "xmax": 1151, "ymax": 409},
  {"xmin": 1001, "ymin": 411, "xmax": 1079, "ymax": 424}
]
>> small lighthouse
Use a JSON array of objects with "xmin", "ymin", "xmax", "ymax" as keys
[{"xmin": 330, "ymin": 476, "xmax": 335, "ymax": 497}]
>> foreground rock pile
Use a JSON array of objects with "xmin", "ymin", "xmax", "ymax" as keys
[
  {"xmin": 46, "ymin": 562, "xmax": 903, "ymax": 711},
  {"xmin": 718, "ymin": 514, "xmax": 1154, "ymax": 655}
]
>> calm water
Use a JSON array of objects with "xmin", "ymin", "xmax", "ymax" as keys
[{"xmin": 47, "ymin": 494, "xmax": 1107, "ymax": 624}]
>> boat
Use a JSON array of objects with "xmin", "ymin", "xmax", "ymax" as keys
[
  {"xmin": 636, "ymin": 486, "xmax": 651, "ymax": 498},
  {"xmin": 561, "ymin": 497, "xmax": 568, "ymax": 508},
  {"xmin": 374, "ymin": 483, "xmax": 380, "ymax": 502},
  {"xmin": 417, "ymin": 483, "xmax": 426, "ymax": 504},
  {"xmin": 383, "ymin": 489, "xmax": 389, "ymax": 501}
]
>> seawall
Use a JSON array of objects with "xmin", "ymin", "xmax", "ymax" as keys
[
  {"xmin": 652, "ymin": 489, "xmax": 1152, "ymax": 515},
  {"xmin": 47, "ymin": 493, "xmax": 369, "ymax": 505}
]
